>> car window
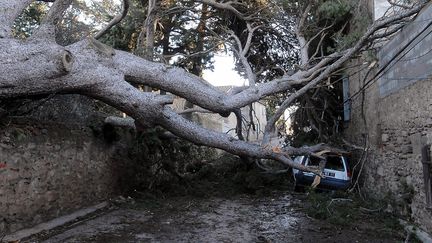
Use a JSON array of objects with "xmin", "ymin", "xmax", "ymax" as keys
[
  {"xmin": 325, "ymin": 156, "xmax": 345, "ymax": 171},
  {"xmin": 294, "ymin": 156, "xmax": 304, "ymax": 164},
  {"xmin": 307, "ymin": 156, "xmax": 321, "ymax": 167}
]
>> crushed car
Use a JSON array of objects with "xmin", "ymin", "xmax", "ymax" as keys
[{"xmin": 292, "ymin": 153, "xmax": 352, "ymax": 191}]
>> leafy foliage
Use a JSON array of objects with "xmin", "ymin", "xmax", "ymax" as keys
[
  {"xmin": 317, "ymin": 0, "xmax": 351, "ymax": 20},
  {"xmin": 304, "ymin": 190, "xmax": 404, "ymax": 235},
  {"xmin": 12, "ymin": 2, "xmax": 48, "ymax": 39},
  {"xmin": 122, "ymin": 127, "xmax": 218, "ymax": 193},
  {"xmin": 285, "ymin": 0, "xmax": 371, "ymax": 145}
]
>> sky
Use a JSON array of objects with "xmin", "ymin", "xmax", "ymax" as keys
[
  {"xmin": 374, "ymin": 0, "xmax": 392, "ymax": 20},
  {"xmin": 202, "ymin": 53, "xmax": 247, "ymax": 87}
]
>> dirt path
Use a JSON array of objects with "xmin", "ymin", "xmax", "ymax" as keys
[{"xmin": 25, "ymin": 191, "xmax": 406, "ymax": 243}]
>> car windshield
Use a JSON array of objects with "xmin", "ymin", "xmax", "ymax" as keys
[{"xmin": 306, "ymin": 155, "xmax": 345, "ymax": 171}]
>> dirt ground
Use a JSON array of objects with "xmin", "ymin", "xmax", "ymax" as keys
[
  {"xmin": 20, "ymin": 154, "xmax": 410, "ymax": 243},
  {"xmin": 24, "ymin": 191, "xmax": 407, "ymax": 243}
]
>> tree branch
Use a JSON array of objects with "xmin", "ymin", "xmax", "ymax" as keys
[
  {"xmin": 41, "ymin": 0, "xmax": 73, "ymax": 26},
  {"xmin": 158, "ymin": 107, "xmax": 322, "ymax": 174},
  {"xmin": 387, "ymin": 0, "xmax": 413, "ymax": 9},
  {"xmin": 197, "ymin": 0, "xmax": 251, "ymax": 21},
  {"xmin": 32, "ymin": 0, "xmax": 73, "ymax": 39},
  {"xmin": 261, "ymin": 2, "xmax": 426, "ymax": 144},
  {"xmin": 0, "ymin": 39, "xmax": 74, "ymax": 97},
  {"xmin": 296, "ymin": 2, "xmax": 312, "ymax": 66},
  {"xmin": 95, "ymin": 0, "xmax": 130, "ymax": 39},
  {"xmin": 228, "ymin": 22, "xmax": 261, "ymax": 85},
  {"xmin": 105, "ymin": 116, "xmax": 136, "ymax": 129},
  {"xmin": 229, "ymin": 36, "xmax": 256, "ymax": 85},
  {"xmin": 178, "ymin": 107, "xmax": 212, "ymax": 114},
  {"xmin": 242, "ymin": 23, "xmax": 261, "ymax": 57},
  {"xmin": 116, "ymin": 48, "xmax": 318, "ymax": 115}
]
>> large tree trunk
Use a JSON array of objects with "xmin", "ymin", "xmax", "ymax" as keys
[{"xmin": 0, "ymin": 0, "xmax": 426, "ymax": 175}]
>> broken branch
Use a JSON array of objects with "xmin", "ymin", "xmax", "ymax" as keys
[{"xmin": 95, "ymin": 0, "xmax": 130, "ymax": 39}]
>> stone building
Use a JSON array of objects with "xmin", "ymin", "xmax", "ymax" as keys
[
  {"xmin": 171, "ymin": 85, "xmax": 268, "ymax": 141},
  {"xmin": 344, "ymin": 2, "xmax": 432, "ymax": 233}
]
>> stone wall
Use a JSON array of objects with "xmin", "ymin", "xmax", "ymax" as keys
[
  {"xmin": 0, "ymin": 120, "xmax": 129, "ymax": 234},
  {"xmin": 344, "ymin": 4, "xmax": 432, "ymax": 232},
  {"xmin": 345, "ymin": 74, "xmax": 432, "ymax": 232},
  {"xmin": 0, "ymin": 93, "xmax": 222, "ymax": 236}
]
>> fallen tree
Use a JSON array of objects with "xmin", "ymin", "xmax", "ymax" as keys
[{"xmin": 0, "ymin": 0, "xmax": 427, "ymax": 175}]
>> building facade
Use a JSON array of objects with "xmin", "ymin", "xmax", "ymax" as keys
[
  {"xmin": 344, "ymin": 2, "xmax": 432, "ymax": 232},
  {"xmin": 171, "ymin": 86, "xmax": 268, "ymax": 141}
]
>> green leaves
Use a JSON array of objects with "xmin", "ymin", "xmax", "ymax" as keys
[
  {"xmin": 317, "ymin": 0, "xmax": 351, "ymax": 21},
  {"xmin": 13, "ymin": 2, "xmax": 48, "ymax": 39}
]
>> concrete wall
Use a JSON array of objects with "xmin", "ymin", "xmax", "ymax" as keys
[
  {"xmin": 0, "ymin": 120, "xmax": 128, "ymax": 234},
  {"xmin": 344, "ymin": 4, "xmax": 432, "ymax": 232}
]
